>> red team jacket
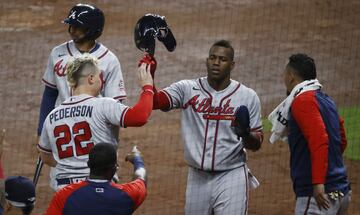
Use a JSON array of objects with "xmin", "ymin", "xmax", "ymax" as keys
[
  {"xmin": 288, "ymin": 90, "xmax": 350, "ymax": 197},
  {"xmin": 45, "ymin": 179, "xmax": 146, "ymax": 215}
]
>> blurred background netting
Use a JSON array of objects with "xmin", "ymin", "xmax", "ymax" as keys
[{"xmin": 0, "ymin": 0, "xmax": 359, "ymax": 214}]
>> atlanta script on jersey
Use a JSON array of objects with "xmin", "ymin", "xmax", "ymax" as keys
[{"xmin": 160, "ymin": 77, "xmax": 262, "ymax": 171}]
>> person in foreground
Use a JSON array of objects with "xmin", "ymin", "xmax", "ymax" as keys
[
  {"xmin": 3, "ymin": 176, "xmax": 35, "ymax": 215},
  {"xmin": 148, "ymin": 40, "xmax": 263, "ymax": 215},
  {"xmin": 45, "ymin": 143, "xmax": 147, "ymax": 215},
  {"xmin": 269, "ymin": 53, "xmax": 351, "ymax": 215}
]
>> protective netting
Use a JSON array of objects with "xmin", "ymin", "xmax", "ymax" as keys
[{"xmin": 0, "ymin": 0, "xmax": 359, "ymax": 214}]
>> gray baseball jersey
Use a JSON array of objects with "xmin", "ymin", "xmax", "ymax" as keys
[
  {"xmin": 42, "ymin": 40, "xmax": 127, "ymax": 106},
  {"xmin": 162, "ymin": 77, "xmax": 262, "ymax": 171},
  {"xmin": 38, "ymin": 94, "xmax": 129, "ymax": 181}
]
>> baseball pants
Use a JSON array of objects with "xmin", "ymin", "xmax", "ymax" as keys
[
  {"xmin": 295, "ymin": 191, "xmax": 351, "ymax": 215},
  {"xmin": 185, "ymin": 165, "xmax": 248, "ymax": 215}
]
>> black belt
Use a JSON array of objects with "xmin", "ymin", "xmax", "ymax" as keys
[{"xmin": 56, "ymin": 177, "xmax": 87, "ymax": 186}]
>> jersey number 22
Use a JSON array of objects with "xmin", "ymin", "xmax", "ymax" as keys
[{"xmin": 54, "ymin": 121, "xmax": 94, "ymax": 159}]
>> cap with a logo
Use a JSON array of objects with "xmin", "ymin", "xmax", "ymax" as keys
[{"xmin": 5, "ymin": 176, "xmax": 36, "ymax": 207}]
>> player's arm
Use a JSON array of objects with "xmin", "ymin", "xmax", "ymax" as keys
[
  {"xmin": 291, "ymin": 93, "xmax": 330, "ymax": 210},
  {"xmin": 122, "ymin": 64, "xmax": 154, "ymax": 127},
  {"xmin": 37, "ymin": 126, "xmax": 57, "ymax": 167},
  {"xmin": 233, "ymin": 94, "xmax": 263, "ymax": 151},
  {"xmin": 117, "ymin": 146, "xmax": 147, "ymax": 211},
  {"xmin": 38, "ymin": 86, "xmax": 58, "ymax": 136}
]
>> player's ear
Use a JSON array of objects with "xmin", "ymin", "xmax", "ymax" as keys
[{"xmin": 230, "ymin": 61, "xmax": 235, "ymax": 70}]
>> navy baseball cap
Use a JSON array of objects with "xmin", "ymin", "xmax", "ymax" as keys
[{"xmin": 5, "ymin": 176, "xmax": 36, "ymax": 207}]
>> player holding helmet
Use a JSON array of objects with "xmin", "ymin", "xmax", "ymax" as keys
[{"xmin": 35, "ymin": 3, "xmax": 127, "ymax": 189}]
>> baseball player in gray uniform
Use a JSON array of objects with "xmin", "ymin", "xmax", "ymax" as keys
[
  {"xmin": 38, "ymin": 54, "xmax": 154, "ymax": 191},
  {"xmin": 151, "ymin": 40, "xmax": 263, "ymax": 215}
]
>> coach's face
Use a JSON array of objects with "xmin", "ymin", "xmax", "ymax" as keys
[{"xmin": 206, "ymin": 46, "xmax": 235, "ymax": 83}]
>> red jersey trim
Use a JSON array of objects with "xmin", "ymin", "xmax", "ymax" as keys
[
  {"xmin": 37, "ymin": 144, "xmax": 52, "ymax": 153},
  {"xmin": 218, "ymin": 83, "xmax": 241, "ymax": 106},
  {"xmin": 161, "ymin": 90, "xmax": 173, "ymax": 110},
  {"xmin": 98, "ymin": 50, "xmax": 109, "ymax": 60},
  {"xmin": 42, "ymin": 78, "xmax": 57, "ymax": 89},
  {"xmin": 251, "ymin": 126, "xmax": 263, "ymax": 132},
  {"xmin": 113, "ymin": 95, "xmax": 127, "ymax": 101},
  {"xmin": 211, "ymin": 121, "xmax": 220, "ymax": 171},
  {"xmin": 200, "ymin": 119, "xmax": 209, "ymax": 170},
  {"xmin": 62, "ymin": 97, "xmax": 94, "ymax": 105},
  {"xmin": 120, "ymin": 107, "xmax": 130, "ymax": 127},
  {"xmin": 66, "ymin": 42, "xmax": 73, "ymax": 56}
]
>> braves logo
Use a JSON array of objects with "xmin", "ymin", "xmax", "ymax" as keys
[
  {"xmin": 54, "ymin": 59, "xmax": 67, "ymax": 77},
  {"xmin": 184, "ymin": 95, "xmax": 235, "ymax": 120}
]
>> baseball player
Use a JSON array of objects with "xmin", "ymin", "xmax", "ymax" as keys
[
  {"xmin": 149, "ymin": 40, "xmax": 263, "ymax": 215},
  {"xmin": 45, "ymin": 143, "xmax": 147, "ymax": 215},
  {"xmin": 38, "ymin": 3, "xmax": 126, "ymax": 136},
  {"xmin": 37, "ymin": 54, "xmax": 153, "ymax": 191},
  {"xmin": 269, "ymin": 54, "xmax": 350, "ymax": 215},
  {"xmin": 36, "ymin": 3, "xmax": 127, "ymax": 189}
]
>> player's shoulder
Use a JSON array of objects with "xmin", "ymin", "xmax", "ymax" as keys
[
  {"xmin": 49, "ymin": 41, "xmax": 69, "ymax": 56},
  {"xmin": 175, "ymin": 78, "xmax": 201, "ymax": 87},
  {"xmin": 97, "ymin": 43, "xmax": 119, "ymax": 61},
  {"xmin": 238, "ymin": 82, "xmax": 258, "ymax": 96},
  {"xmin": 55, "ymin": 181, "xmax": 89, "ymax": 199}
]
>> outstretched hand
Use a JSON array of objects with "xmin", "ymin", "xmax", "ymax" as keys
[
  {"xmin": 137, "ymin": 63, "xmax": 153, "ymax": 88},
  {"xmin": 125, "ymin": 146, "xmax": 142, "ymax": 164}
]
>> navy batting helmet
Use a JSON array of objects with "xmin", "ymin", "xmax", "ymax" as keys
[
  {"xmin": 134, "ymin": 14, "xmax": 176, "ymax": 55},
  {"xmin": 63, "ymin": 4, "xmax": 105, "ymax": 40}
]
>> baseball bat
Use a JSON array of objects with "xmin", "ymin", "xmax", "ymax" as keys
[{"xmin": 33, "ymin": 156, "xmax": 43, "ymax": 187}]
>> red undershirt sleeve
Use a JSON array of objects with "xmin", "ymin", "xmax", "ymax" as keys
[
  {"xmin": 153, "ymin": 87, "xmax": 171, "ymax": 110},
  {"xmin": 291, "ymin": 92, "xmax": 329, "ymax": 184},
  {"xmin": 339, "ymin": 117, "xmax": 348, "ymax": 153},
  {"xmin": 114, "ymin": 179, "xmax": 147, "ymax": 210},
  {"xmin": 123, "ymin": 85, "xmax": 154, "ymax": 127}
]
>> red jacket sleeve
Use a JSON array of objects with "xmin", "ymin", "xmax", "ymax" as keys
[
  {"xmin": 45, "ymin": 183, "xmax": 85, "ymax": 215},
  {"xmin": 153, "ymin": 87, "xmax": 171, "ymax": 110},
  {"xmin": 339, "ymin": 117, "xmax": 347, "ymax": 153},
  {"xmin": 113, "ymin": 179, "xmax": 147, "ymax": 210},
  {"xmin": 291, "ymin": 92, "xmax": 329, "ymax": 184},
  {"xmin": 123, "ymin": 85, "xmax": 154, "ymax": 127}
]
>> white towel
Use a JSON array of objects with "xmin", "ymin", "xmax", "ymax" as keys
[{"xmin": 268, "ymin": 79, "xmax": 322, "ymax": 144}]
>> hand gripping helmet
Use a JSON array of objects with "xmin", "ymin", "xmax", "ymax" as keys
[
  {"xmin": 134, "ymin": 14, "xmax": 176, "ymax": 55},
  {"xmin": 63, "ymin": 4, "xmax": 105, "ymax": 41}
]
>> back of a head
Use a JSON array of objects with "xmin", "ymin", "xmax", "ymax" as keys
[
  {"xmin": 287, "ymin": 53, "xmax": 317, "ymax": 80},
  {"xmin": 5, "ymin": 176, "xmax": 35, "ymax": 215},
  {"xmin": 66, "ymin": 54, "xmax": 99, "ymax": 88},
  {"xmin": 88, "ymin": 143, "xmax": 117, "ymax": 176}
]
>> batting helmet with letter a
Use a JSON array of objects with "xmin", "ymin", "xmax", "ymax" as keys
[
  {"xmin": 63, "ymin": 3, "xmax": 105, "ymax": 40},
  {"xmin": 134, "ymin": 14, "xmax": 176, "ymax": 55}
]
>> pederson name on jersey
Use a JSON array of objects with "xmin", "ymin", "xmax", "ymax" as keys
[{"xmin": 49, "ymin": 105, "xmax": 93, "ymax": 124}]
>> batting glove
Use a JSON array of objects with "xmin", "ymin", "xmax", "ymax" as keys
[{"xmin": 138, "ymin": 54, "xmax": 157, "ymax": 79}]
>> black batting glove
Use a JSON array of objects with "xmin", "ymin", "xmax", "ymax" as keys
[{"xmin": 232, "ymin": 105, "xmax": 251, "ymax": 140}]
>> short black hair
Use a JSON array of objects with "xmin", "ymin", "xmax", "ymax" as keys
[
  {"xmin": 88, "ymin": 143, "xmax": 117, "ymax": 175},
  {"xmin": 211, "ymin": 40, "xmax": 234, "ymax": 60},
  {"xmin": 287, "ymin": 53, "xmax": 316, "ymax": 80}
]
